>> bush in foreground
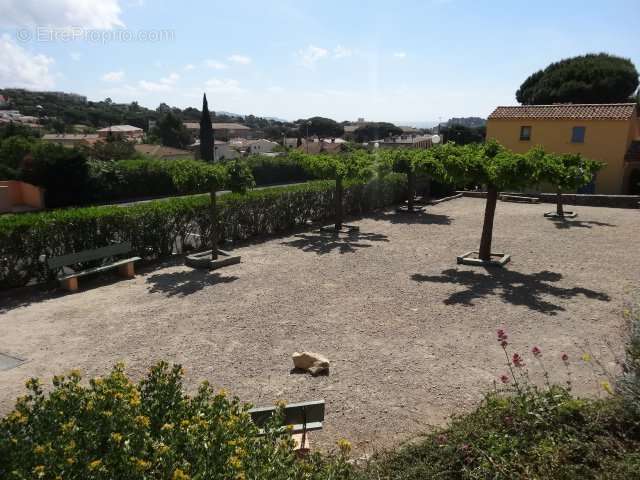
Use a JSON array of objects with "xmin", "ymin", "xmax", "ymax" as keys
[{"xmin": 0, "ymin": 362, "xmax": 353, "ymax": 480}]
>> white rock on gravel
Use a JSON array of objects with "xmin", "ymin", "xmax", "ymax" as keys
[{"xmin": 292, "ymin": 351, "xmax": 330, "ymax": 376}]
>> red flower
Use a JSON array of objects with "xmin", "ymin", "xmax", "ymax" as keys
[
  {"xmin": 497, "ymin": 329, "xmax": 508, "ymax": 346},
  {"xmin": 561, "ymin": 353, "xmax": 569, "ymax": 363},
  {"xmin": 500, "ymin": 374, "xmax": 510, "ymax": 384},
  {"xmin": 532, "ymin": 346, "xmax": 542, "ymax": 358},
  {"xmin": 512, "ymin": 353, "xmax": 525, "ymax": 368}
]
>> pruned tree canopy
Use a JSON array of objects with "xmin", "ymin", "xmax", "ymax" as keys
[
  {"xmin": 300, "ymin": 117, "xmax": 345, "ymax": 139},
  {"xmin": 516, "ymin": 53, "xmax": 639, "ymax": 105},
  {"xmin": 353, "ymin": 123, "xmax": 403, "ymax": 143}
]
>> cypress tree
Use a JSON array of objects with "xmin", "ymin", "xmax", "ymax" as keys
[{"xmin": 200, "ymin": 93, "xmax": 214, "ymax": 162}]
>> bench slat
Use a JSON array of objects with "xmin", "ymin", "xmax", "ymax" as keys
[
  {"xmin": 58, "ymin": 257, "xmax": 141, "ymax": 280},
  {"xmin": 48, "ymin": 242, "xmax": 133, "ymax": 269},
  {"xmin": 255, "ymin": 421, "xmax": 324, "ymax": 436},
  {"xmin": 249, "ymin": 400, "xmax": 325, "ymax": 430}
]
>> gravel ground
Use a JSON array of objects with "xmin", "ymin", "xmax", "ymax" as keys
[{"xmin": 1, "ymin": 198, "xmax": 638, "ymax": 453}]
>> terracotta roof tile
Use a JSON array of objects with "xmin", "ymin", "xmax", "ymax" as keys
[{"xmin": 488, "ymin": 103, "xmax": 637, "ymax": 120}]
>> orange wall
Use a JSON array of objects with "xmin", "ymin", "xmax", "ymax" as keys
[
  {"xmin": 486, "ymin": 118, "xmax": 636, "ymax": 194},
  {"xmin": 0, "ymin": 181, "xmax": 45, "ymax": 212}
]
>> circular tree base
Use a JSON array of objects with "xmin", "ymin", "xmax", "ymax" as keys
[
  {"xmin": 456, "ymin": 251, "xmax": 511, "ymax": 267},
  {"xmin": 319, "ymin": 224, "xmax": 360, "ymax": 233},
  {"xmin": 544, "ymin": 211, "xmax": 578, "ymax": 219},
  {"xmin": 185, "ymin": 249, "xmax": 241, "ymax": 270}
]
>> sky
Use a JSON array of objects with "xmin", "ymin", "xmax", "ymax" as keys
[{"xmin": 0, "ymin": 0, "xmax": 639, "ymax": 124}]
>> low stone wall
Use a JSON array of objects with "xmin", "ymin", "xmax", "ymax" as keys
[{"xmin": 457, "ymin": 191, "xmax": 640, "ymax": 209}]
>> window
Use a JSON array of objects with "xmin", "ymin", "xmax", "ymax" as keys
[
  {"xmin": 571, "ymin": 126, "xmax": 586, "ymax": 143},
  {"xmin": 519, "ymin": 126, "xmax": 531, "ymax": 141}
]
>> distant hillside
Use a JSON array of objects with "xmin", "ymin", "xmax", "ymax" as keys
[
  {"xmin": 446, "ymin": 117, "xmax": 486, "ymax": 128},
  {"xmin": 0, "ymin": 89, "xmax": 293, "ymax": 136}
]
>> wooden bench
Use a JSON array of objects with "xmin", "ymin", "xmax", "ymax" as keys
[
  {"xmin": 47, "ymin": 242, "xmax": 141, "ymax": 292},
  {"xmin": 499, "ymin": 194, "xmax": 540, "ymax": 204},
  {"xmin": 248, "ymin": 399, "xmax": 324, "ymax": 452}
]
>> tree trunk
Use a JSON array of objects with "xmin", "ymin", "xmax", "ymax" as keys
[
  {"xmin": 407, "ymin": 169, "xmax": 415, "ymax": 212},
  {"xmin": 335, "ymin": 175, "xmax": 344, "ymax": 231},
  {"xmin": 210, "ymin": 188, "xmax": 219, "ymax": 260},
  {"xmin": 478, "ymin": 185, "xmax": 498, "ymax": 261},
  {"xmin": 423, "ymin": 176, "xmax": 432, "ymax": 202},
  {"xmin": 556, "ymin": 188, "xmax": 564, "ymax": 217}
]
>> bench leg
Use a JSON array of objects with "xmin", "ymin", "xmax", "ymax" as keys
[
  {"xmin": 60, "ymin": 277, "xmax": 78, "ymax": 293},
  {"xmin": 292, "ymin": 433, "xmax": 311, "ymax": 456},
  {"xmin": 118, "ymin": 262, "xmax": 135, "ymax": 278}
]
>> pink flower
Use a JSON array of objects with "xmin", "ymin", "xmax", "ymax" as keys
[
  {"xmin": 512, "ymin": 353, "xmax": 525, "ymax": 368},
  {"xmin": 532, "ymin": 346, "xmax": 542, "ymax": 358},
  {"xmin": 497, "ymin": 329, "xmax": 508, "ymax": 346},
  {"xmin": 500, "ymin": 374, "xmax": 510, "ymax": 384},
  {"xmin": 435, "ymin": 434, "xmax": 447, "ymax": 445},
  {"xmin": 561, "ymin": 353, "xmax": 569, "ymax": 363}
]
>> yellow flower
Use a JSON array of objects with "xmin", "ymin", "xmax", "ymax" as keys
[
  {"xmin": 93, "ymin": 377, "xmax": 104, "ymax": 386},
  {"xmin": 161, "ymin": 422, "xmax": 174, "ymax": 431},
  {"xmin": 34, "ymin": 445, "xmax": 46, "ymax": 455},
  {"xmin": 601, "ymin": 381, "xmax": 614, "ymax": 395},
  {"xmin": 155, "ymin": 442, "xmax": 170, "ymax": 455},
  {"xmin": 134, "ymin": 458, "xmax": 151, "ymax": 471},
  {"xmin": 67, "ymin": 457, "xmax": 76, "ymax": 465},
  {"xmin": 129, "ymin": 391, "xmax": 141, "ymax": 407},
  {"xmin": 582, "ymin": 353, "xmax": 592, "ymax": 362},
  {"xmin": 61, "ymin": 420, "xmax": 76, "ymax": 433},
  {"xmin": 218, "ymin": 388, "xmax": 228, "ymax": 397},
  {"xmin": 33, "ymin": 465, "xmax": 45, "ymax": 477},
  {"xmin": 180, "ymin": 419, "xmax": 190, "ymax": 428},
  {"xmin": 337, "ymin": 438, "xmax": 352, "ymax": 454},
  {"xmin": 228, "ymin": 455, "xmax": 242, "ymax": 469},
  {"xmin": 8, "ymin": 411, "xmax": 27, "ymax": 424},
  {"xmin": 88, "ymin": 459, "xmax": 103, "ymax": 471},
  {"xmin": 135, "ymin": 415, "xmax": 150, "ymax": 428},
  {"xmin": 172, "ymin": 468, "xmax": 190, "ymax": 480},
  {"xmin": 110, "ymin": 432, "xmax": 123, "ymax": 444},
  {"xmin": 69, "ymin": 369, "xmax": 82, "ymax": 378}
]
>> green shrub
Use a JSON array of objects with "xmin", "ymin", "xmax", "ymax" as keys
[
  {"xmin": 0, "ymin": 175, "xmax": 406, "ymax": 288},
  {"xmin": 226, "ymin": 160, "xmax": 256, "ymax": 194},
  {"xmin": 0, "ymin": 362, "xmax": 354, "ymax": 479},
  {"xmin": 620, "ymin": 297, "xmax": 640, "ymax": 416},
  {"xmin": 244, "ymin": 155, "xmax": 317, "ymax": 186}
]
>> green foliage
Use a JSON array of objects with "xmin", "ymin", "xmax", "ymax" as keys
[
  {"xmin": 528, "ymin": 147, "xmax": 604, "ymax": 192},
  {"xmin": 440, "ymin": 124, "xmax": 486, "ymax": 145},
  {"xmin": 199, "ymin": 94, "xmax": 214, "ymax": 162},
  {"xmin": 516, "ymin": 53, "xmax": 639, "ymax": 104},
  {"xmin": 153, "ymin": 112, "xmax": 192, "ymax": 149},
  {"xmin": 352, "ymin": 123, "xmax": 403, "ymax": 143},
  {"xmin": 292, "ymin": 150, "xmax": 376, "ymax": 182},
  {"xmin": 243, "ymin": 155, "xmax": 317, "ymax": 185},
  {"xmin": 84, "ymin": 139, "xmax": 138, "ymax": 161},
  {"xmin": 0, "ymin": 176, "xmax": 406, "ymax": 288},
  {"xmin": 0, "ymin": 362, "xmax": 354, "ymax": 479},
  {"xmin": 20, "ymin": 143, "xmax": 91, "ymax": 208},
  {"xmin": 0, "ymin": 135, "xmax": 36, "ymax": 170},
  {"xmin": 226, "ymin": 160, "xmax": 256, "ymax": 194},
  {"xmin": 300, "ymin": 117, "xmax": 344, "ymax": 139}
]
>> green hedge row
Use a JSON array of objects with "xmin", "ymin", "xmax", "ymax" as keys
[{"xmin": 0, "ymin": 175, "xmax": 406, "ymax": 289}]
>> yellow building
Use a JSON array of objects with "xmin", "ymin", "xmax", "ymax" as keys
[{"xmin": 486, "ymin": 104, "xmax": 640, "ymax": 194}]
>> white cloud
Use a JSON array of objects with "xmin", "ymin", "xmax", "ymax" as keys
[
  {"xmin": 184, "ymin": 64, "xmax": 195, "ymax": 71},
  {"xmin": 70, "ymin": 52, "xmax": 82, "ymax": 61},
  {"xmin": 393, "ymin": 52, "xmax": 407, "ymax": 58},
  {"xmin": 0, "ymin": 34, "xmax": 55, "ymax": 89},
  {"xmin": 138, "ymin": 80, "xmax": 171, "ymax": 93},
  {"xmin": 160, "ymin": 72, "xmax": 179, "ymax": 84},
  {"xmin": 102, "ymin": 70, "xmax": 124, "ymax": 82},
  {"xmin": 228, "ymin": 54, "xmax": 251, "ymax": 65},
  {"xmin": 0, "ymin": 0, "xmax": 124, "ymax": 29},
  {"xmin": 333, "ymin": 45, "xmax": 353, "ymax": 58},
  {"xmin": 205, "ymin": 59, "xmax": 228, "ymax": 70},
  {"xmin": 205, "ymin": 78, "xmax": 244, "ymax": 94},
  {"xmin": 297, "ymin": 45, "xmax": 328, "ymax": 68}
]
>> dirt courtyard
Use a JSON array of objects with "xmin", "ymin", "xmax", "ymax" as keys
[{"xmin": 1, "ymin": 198, "xmax": 638, "ymax": 452}]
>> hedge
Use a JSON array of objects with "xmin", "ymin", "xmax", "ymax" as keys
[{"xmin": 0, "ymin": 175, "xmax": 406, "ymax": 289}]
